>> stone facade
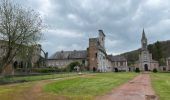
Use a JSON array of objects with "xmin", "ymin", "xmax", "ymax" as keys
[
  {"xmin": 48, "ymin": 50, "xmax": 88, "ymax": 68},
  {"xmin": 158, "ymin": 57, "xmax": 170, "ymax": 72},
  {"xmin": 88, "ymin": 30, "xmax": 112, "ymax": 72},
  {"xmin": 48, "ymin": 30, "xmax": 114, "ymax": 72},
  {"xmin": 166, "ymin": 57, "xmax": 170, "ymax": 71},
  {"xmin": 108, "ymin": 55, "xmax": 128, "ymax": 71},
  {"xmin": 135, "ymin": 29, "xmax": 159, "ymax": 71},
  {"xmin": 47, "ymin": 30, "xmax": 128, "ymax": 72},
  {"xmin": 0, "ymin": 40, "xmax": 41, "ymax": 69}
]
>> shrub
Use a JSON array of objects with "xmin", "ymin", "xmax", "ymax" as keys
[
  {"xmin": 67, "ymin": 61, "xmax": 81, "ymax": 72},
  {"xmin": 93, "ymin": 67, "xmax": 96, "ymax": 72},
  {"xmin": 153, "ymin": 68, "xmax": 158, "ymax": 73},
  {"xmin": 135, "ymin": 68, "xmax": 140, "ymax": 73},
  {"xmin": 115, "ymin": 68, "xmax": 119, "ymax": 72},
  {"xmin": 31, "ymin": 68, "xmax": 57, "ymax": 73}
]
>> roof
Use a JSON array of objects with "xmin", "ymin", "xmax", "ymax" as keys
[
  {"xmin": 151, "ymin": 59, "xmax": 158, "ymax": 63},
  {"xmin": 108, "ymin": 55, "xmax": 127, "ymax": 62},
  {"xmin": 141, "ymin": 29, "xmax": 147, "ymax": 40},
  {"xmin": 49, "ymin": 50, "xmax": 87, "ymax": 60},
  {"xmin": 98, "ymin": 30, "xmax": 105, "ymax": 37},
  {"xmin": 135, "ymin": 59, "xmax": 158, "ymax": 63}
]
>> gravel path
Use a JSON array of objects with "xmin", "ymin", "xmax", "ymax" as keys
[{"xmin": 96, "ymin": 73, "xmax": 158, "ymax": 100}]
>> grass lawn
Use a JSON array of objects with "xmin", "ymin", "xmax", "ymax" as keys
[
  {"xmin": 0, "ymin": 82, "xmax": 34, "ymax": 100},
  {"xmin": 0, "ymin": 72, "xmax": 89, "ymax": 100},
  {"xmin": 44, "ymin": 72, "xmax": 137, "ymax": 100},
  {"xmin": 151, "ymin": 73, "xmax": 170, "ymax": 100},
  {"xmin": 0, "ymin": 72, "xmax": 78, "ymax": 84}
]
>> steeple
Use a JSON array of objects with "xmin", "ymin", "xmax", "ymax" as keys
[
  {"xmin": 141, "ymin": 29, "xmax": 147, "ymax": 50},
  {"xmin": 142, "ymin": 28, "xmax": 146, "ymax": 40}
]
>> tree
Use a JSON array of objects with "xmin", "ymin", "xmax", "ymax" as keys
[
  {"xmin": 154, "ymin": 41, "xmax": 162, "ymax": 60},
  {"xmin": 153, "ymin": 41, "xmax": 165, "ymax": 65},
  {"xmin": 0, "ymin": 0, "xmax": 43, "ymax": 75},
  {"xmin": 67, "ymin": 61, "xmax": 80, "ymax": 72},
  {"xmin": 153, "ymin": 68, "xmax": 158, "ymax": 73},
  {"xmin": 18, "ymin": 45, "xmax": 39, "ymax": 73},
  {"xmin": 135, "ymin": 68, "xmax": 140, "ymax": 73},
  {"xmin": 148, "ymin": 41, "xmax": 165, "ymax": 66}
]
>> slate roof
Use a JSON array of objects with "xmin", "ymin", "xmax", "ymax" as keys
[
  {"xmin": 135, "ymin": 59, "xmax": 158, "ymax": 63},
  {"xmin": 108, "ymin": 55, "xmax": 127, "ymax": 62},
  {"xmin": 49, "ymin": 50, "xmax": 87, "ymax": 60}
]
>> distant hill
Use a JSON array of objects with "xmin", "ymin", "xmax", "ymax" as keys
[{"xmin": 119, "ymin": 40, "xmax": 170, "ymax": 66}]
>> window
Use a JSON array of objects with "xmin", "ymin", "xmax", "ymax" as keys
[
  {"xmin": 82, "ymin": 60, "xmax": 85, "ymax": 64},
  {"xmin": 120, "ymin": 62, "xmax": 123, "ymax": 66},
  {"xmin": 95, "ymin": 53, "xmax": 98, "ymax": 58}
]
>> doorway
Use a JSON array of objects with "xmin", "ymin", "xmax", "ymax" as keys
[
  {"xmin": 13, "ymin": 61, "xmax": 18, "ymax": 69},
  {"xmin": 144, "ymin": 64, "xmax": 148, "ymax": 71}
]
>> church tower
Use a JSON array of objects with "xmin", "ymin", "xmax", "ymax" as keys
[
  {"xmin": 141, "ymin": 29, "xmax": 147, "ymax": 51},
  {"xmin": 137, "ymin": 29, "xmax": 159, "ymax": 71},
  {"xmin": 99, "ymin": 30, "xmax": 105, "ymax": 48}
]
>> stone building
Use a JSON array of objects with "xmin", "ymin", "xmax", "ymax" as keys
[
  {"xmin": 166, "ymin": 57, "xmax": 170, "ymax": 71},
  {"xmin": 108, "ymin": 55, "xmax": 128, "ymax": 71},
  {"xmin": 87, "ymin": 30, "xmax": 112, "ymax": 72},
  {"xmin": 48, "ymin": 50, "xmax": 88, "ymax": 68},
  {"xmin": 0, "ymin": 40, "xmax": 42, "ymax": 70},
  {"xmin": 135, "ymin": 29, "xmax": 159, "ymax": 71},
  {"xmin": 48, "ymin": 30, "xmax": 113, "ymax": 72},
  {"xmin": 158, "ymin": 57, "xmax": 170, "ymax": 72}
]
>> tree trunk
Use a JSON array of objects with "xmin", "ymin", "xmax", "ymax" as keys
[{"xmin": 2, "ymin": 64, "xmax": 14, "ymax": 76}]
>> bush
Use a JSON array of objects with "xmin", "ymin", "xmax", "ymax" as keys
[
  {"xmin": 33, "ymin": 68, "xmax": 54, "ymax": 73},
  {"xmin": 153, "ymin": 68, "xmax": 158, "ymax": 73},
  {"xmin": 135, "ymin": 68, "xmax": 140, "ymax": 73},
  {"xmin": 115, "ymin": 68, "xmax": 119, "ymax": 72},
  {"xmin": 15, "ymin": 67, "xmax": 69, "ymax": 73},
  {"xmin": 31, "ymin": 68, "xmax": 60, "ymax": 73},
  {"xmin": 67, "ymin": 61, "xmax": 81, "ymax": 72},
  {"xmin": 93, "ymin": 67, "xmax": 96, "ymax": 72}
]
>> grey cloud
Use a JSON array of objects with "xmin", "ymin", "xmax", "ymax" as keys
[{"xmin": 10, "ymin": 0, "xmax": 170, "ymax": 56}]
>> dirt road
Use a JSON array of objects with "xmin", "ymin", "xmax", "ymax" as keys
[{"xmin": 96, "ymin": 73, "xmax": 158, "ymax": 100}]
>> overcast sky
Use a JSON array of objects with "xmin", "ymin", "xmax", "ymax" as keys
[{"xmin": 14, "ymin": 0, "xmax": 170, "ymax": 56}]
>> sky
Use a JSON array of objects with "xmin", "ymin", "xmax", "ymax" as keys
[{"xmin": 14, "ymin": 0, "xmax": 170, "ymax": 56}]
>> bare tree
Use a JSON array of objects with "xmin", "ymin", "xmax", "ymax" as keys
[{"xmin": 0, "ymin": 0, "xmax": 43, "ymax": 75}]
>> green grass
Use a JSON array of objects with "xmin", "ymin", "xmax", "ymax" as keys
[
  {"xmin": 0, "ymin": 82, "xmax": 35, "ymax": 100},
  {"xmin": 0, "ymin": 72, "xmax": 91, "ymax": 100},
  {"xmin": 0, "ymin": 72, "xmax": 78, "ymax": 83},
  {"xmin": 151, "ymin": 73, "xmax": 170, "ymax": 100},
  {"xmin": 0, "ymin": 82, "xmax": 33, "ymax": 94},
  {"xmin": 44, "ymin": 72, "xmax": 137, "ymax": 100}
]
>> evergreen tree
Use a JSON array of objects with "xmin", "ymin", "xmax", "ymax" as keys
[{"xmin": 154, "ymin": 41, "xmax": 165, "ymax": 65}]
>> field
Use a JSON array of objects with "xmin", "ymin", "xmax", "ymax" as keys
[
  {"xmin": 44, "ymin": 73, "xmax": 137, "ymax": 99},
  {"xmin": 151, "ymin": 73, "xmax": 170, "ymax": 100},
  {"xmin": 0, "ymin": 72, "xmax": 78, "ymax": 84},
  {"xmin": 0, "ymin": 72, "xmax": 137, "ymax": 100}
]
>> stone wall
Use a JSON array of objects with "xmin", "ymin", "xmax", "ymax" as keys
[
  {"xmin": 47, "ymin": 59, "xmax": 87, "ymax": 68},
  {"xmin": 0, "ymin": 40, "xmax": 41, "ymax": 70},
  {"xmin": 88, "ymin": 38, "xmax": 98, "ymax": 71}
]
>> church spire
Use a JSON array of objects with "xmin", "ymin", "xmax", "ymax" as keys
[
  {"xmin": 142, "ymin": 28, "xmax": 146, "ymax": 40},
  {"xmin": 141, "ymin": 28, "xmax": 147, "ymax": 50}
]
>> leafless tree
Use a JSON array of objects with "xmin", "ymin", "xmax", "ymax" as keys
[{"xmin": 0, "ymin": 0, "xmax": 43, "ymax": 74}]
